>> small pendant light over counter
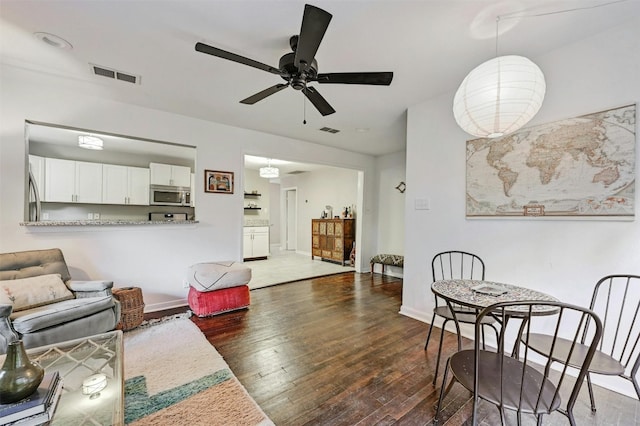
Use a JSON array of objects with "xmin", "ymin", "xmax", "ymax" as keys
[{"xmin": 259, "ymin": 159, "xmax": 279, "ymax": 178}]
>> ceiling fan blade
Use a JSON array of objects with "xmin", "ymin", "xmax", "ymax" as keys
[
  {"xmin": 240, "ymin": 84, "xmax": 290, "ymax": 105},
  {"xmin": 195, "ymin": 42, "xmax": 285, "ymax": 76},
  {"xmin": 302, "ymin": 86, "xmax": 335, "ymax": 116},
  {"xmin": 294, "ymin": 5, "xmax": 332, "ymax": 71},
  {"xmin": 315, "ymin": 72, "xmax": 394, "ymax": 85}
]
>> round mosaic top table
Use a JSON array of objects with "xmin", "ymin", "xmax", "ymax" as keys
[
  {"xmin": 431, "ymin": 279, "xmax": 559, "ymax": 315},
  {"xmin": 431, "ymin": 279, "xmax": 560, "ymax": 352}
]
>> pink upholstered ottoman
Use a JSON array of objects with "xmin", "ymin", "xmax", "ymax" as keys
[
  {"xmin": 187, "ymin": 261, "xmax": 252, "ymax": 317},
  {"xmin": 188, "ymin": 285, "xmax": 250, "ymax": 317}
]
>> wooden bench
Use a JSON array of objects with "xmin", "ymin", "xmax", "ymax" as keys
[{"xmin": 370, "ymin": 254, "xmax": 404, "ymax": 274}]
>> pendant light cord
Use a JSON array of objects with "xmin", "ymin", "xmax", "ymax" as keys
[
  {"xmin": 495, "ymin": 16, "xmax": 500, "ymax": 57},
  {"xmin": 494, "ymin": 0, "xmax": 628, "ymax": 57},
  {"xmin": 500, "ymin": 0, "xmax": 629, "ymax": 20}
]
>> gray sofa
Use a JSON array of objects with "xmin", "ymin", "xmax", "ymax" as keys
[{"xmin": 0, "ymin": 248, "xmax": 120, "ymax": 353}]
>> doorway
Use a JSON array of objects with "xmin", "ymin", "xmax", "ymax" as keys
[
  {"xmin": 243, "ymin": 155, "xmax": 360, "ymax": 288},
  {"xmin": 284, "ymin": 187, "xmax": 297, "ymax": 251}
]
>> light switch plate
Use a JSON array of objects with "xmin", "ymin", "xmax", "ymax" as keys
[{"xmin": 414, "ymin": 198, "xmax": 430, "ymax": 210}]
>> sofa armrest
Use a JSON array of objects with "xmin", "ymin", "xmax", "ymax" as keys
[
  {"xmin": 68, "ymin": 280, "xmax": 114, "ymax": 298},
  {"xmin": 0, "ymin": 303, "xmax": 20, "ymax": 346}
]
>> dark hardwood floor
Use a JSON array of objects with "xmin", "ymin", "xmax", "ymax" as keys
[{"xmin": 164, "ymin": 273, "xmax": 638, "ymax": 425}]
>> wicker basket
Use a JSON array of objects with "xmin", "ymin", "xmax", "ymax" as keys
[{"xmin": 112, "ymin": 287, "xmax": 145, "ymax": 331}]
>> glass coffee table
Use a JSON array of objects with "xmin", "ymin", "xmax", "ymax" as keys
[{"xmin": 25, "ymin": 330, "xmax": 124, "ymax": 425}]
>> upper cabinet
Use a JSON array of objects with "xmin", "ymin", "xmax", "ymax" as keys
[
  {"xmin": 44, "ymin": 158, "xmax": 102, "ymax": 203},
  {"xmin": 150, "ymin": 163, "xmax": 191, "ymax": 187},
  {"xmin": 102, "ymin": 165, "xmax": 150, "ymax": 205}
]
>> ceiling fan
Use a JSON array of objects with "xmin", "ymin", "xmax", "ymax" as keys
[{"xmin": 195, "ymin": 4, "xmax": 393, "ymax": 116}]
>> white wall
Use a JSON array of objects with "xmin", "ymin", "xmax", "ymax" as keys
[
  {"xmin": 373, "ymin": 150, "xmax": 406, "ymax": 277},
  {"xmin": 268, "ymin": 182, "xmax": 281, "ymax": 247},
  {"xmin": 402, "ymin": 19, "xmax": 640, "ymax": 397},
  {"xmin": 0, "ymin": 64, "xmax": 377, "ymax": 312}
]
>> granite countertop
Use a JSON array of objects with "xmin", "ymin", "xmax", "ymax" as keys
[
  {"xmin": 20, "ymin": 220, "xmax": 199, "ymax": 226},
  {"xmin": 244, "ymin": 219, "xmax": 269, "ymax": 226}
]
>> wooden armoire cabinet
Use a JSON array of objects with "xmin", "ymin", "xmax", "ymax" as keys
[{"xmin": 311, "ymin": 218, "xmax": 355, "ymax": 266}]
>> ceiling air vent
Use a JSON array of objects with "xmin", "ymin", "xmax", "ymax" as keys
[
  {"xmin": 116, "ymin": 72, "xmax": 137, "ymax": 84},
  {"xmin": 287, "ymin": 170, "xmax": 307, "ymax": 175},
  {"xmin": 90, "ymin": 64, "xmax": 141, "ymax": 85},
  {"xmin": 319, "ymin": 127, "xmax": 340, "ymax": 134}
]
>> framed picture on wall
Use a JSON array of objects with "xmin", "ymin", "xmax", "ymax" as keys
[{"xmin": 205, "ymin": 170, "xmax": 234, "ymax": 194}]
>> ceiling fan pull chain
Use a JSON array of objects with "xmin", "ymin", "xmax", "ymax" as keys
[{"xmin": 303, "ymin": 93, "xmax": 307, "ymax": 125}]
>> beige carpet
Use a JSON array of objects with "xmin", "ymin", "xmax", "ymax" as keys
[{"xmin": 123, "ymin": 314, "xmax": 273, "ymax": 426}]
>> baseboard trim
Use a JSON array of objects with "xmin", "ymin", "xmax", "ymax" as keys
[
  {"xmin": 399, "ymin": 305, "xmax": 474, "ymax": 341},
  {"xmin": 398, "ymin": 305, "xmax": 430, "ymax": 323},
  {"xmin": 144, "ymin": 299, "xmax": 188, "ymax": 313}
]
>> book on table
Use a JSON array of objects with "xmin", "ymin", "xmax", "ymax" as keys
[
  {"xmin": 4, "ymin": 379, "xmax": 63, "ymax": 426},
  {"xmin": 0, "ymin": 371, "xmax": 61, "ymax": 425}
]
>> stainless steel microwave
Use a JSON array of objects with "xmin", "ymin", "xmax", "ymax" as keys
[{"xmin": 149, "ymin": 185, "xmax": 191, "ymax": 206}]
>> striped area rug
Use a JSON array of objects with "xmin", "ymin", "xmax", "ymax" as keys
[{"xmin": 123, "ymin": 314, "xmax": 273, "ymax": 426}]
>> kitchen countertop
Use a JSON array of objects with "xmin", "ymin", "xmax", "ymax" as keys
[
  {"xmin": 244, "ymin": 219, "xmax": 269, "ymax": 227},
  {"xmin": 20, "ymin": 220, "xmax": 199, "ymax": 226}
]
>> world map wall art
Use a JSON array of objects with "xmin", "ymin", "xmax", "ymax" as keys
[{"xmin": 466, "ymin": 104, "xmax": 636, "ymax": 219}]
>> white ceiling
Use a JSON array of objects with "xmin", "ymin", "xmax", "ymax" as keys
[{"xmin": 2, "ymin": 0, "xmax": 639, "ymax": 157}]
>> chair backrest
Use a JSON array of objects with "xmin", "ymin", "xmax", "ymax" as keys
[
  {"xmin": 0, "ymin": 248, "xmax": 72, "ymax": 283},
  {"xmin": 431, "ymin": 250, "xmax": 485, "ymax": 282},
  {"xmin": 585, "ymin": 275, "xmax": 640, "ymax": 376},
  {"xmin": 475, "ymin": 300, "xmax": 602, "ymax": 417}
]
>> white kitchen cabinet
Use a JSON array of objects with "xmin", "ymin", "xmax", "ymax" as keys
[
  {"xmin": 45, "ymin": 158, "xmax": 102, "ymax": 203},
  {"xmin": 243, "ymin": 226, "xmax": 269, "ymax": 260},
  {"xmin": 149, "ymin": 163, "xmax": 191, "ymax": 187},
  {"xmin": 102, "ymin": 165, "xmax": 150, "ymax": 205},
  {"xmin": 128, "ymin": 167, "xmax": 150, "ymax": 204}
]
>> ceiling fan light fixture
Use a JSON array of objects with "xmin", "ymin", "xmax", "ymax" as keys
[
  {"xmin": 453, "ymin": 55, "xmax": 546, "ymax": 139},
  {"xmin": 78, "ymin": 135, "xmax": 104, "ymax": 150},
  {"xmin": 194, "ymin": 4, "xmax": 392, "ymax": 117}
]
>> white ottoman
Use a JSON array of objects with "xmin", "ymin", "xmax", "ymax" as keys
[
  {"xmin": 187, "ymin": 261, "xmax": 252, "ymax": 317},
  {"xmin": 187, "ymin": 261, "xmax": 252, "ymax": 292}
]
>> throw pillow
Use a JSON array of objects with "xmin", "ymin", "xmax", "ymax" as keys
[{"xmin": 0, "ymin": 274, "xmax": 74, "ymax": 312}]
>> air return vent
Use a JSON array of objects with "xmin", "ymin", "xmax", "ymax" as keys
[
  {"xmin": 90, "ymin": 64, "xmax": 140, "ymax": 85},
  {"xmin": 319, "ymin": 127, "xmax": 340, "ymax": 134},
  {"xmin": 287, "ymin": 170, "xmax": 307, "ymax": 175}
]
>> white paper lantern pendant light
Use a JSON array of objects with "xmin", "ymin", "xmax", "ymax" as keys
[{"xmin": 453, "ymin": 17, "xmax": 546, "ymax": 139}]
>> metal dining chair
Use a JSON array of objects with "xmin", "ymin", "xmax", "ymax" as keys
[
  {"xmin": 434, "ymin": 300, "xmax": 603, "ymax": 426},
  {"xmin": 424, "ymin": 250, "xmax": 498, "ymax": 385},
  {"xmin": 526, "ymin": 274, "xmax": 640, "ymax": 412}
]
